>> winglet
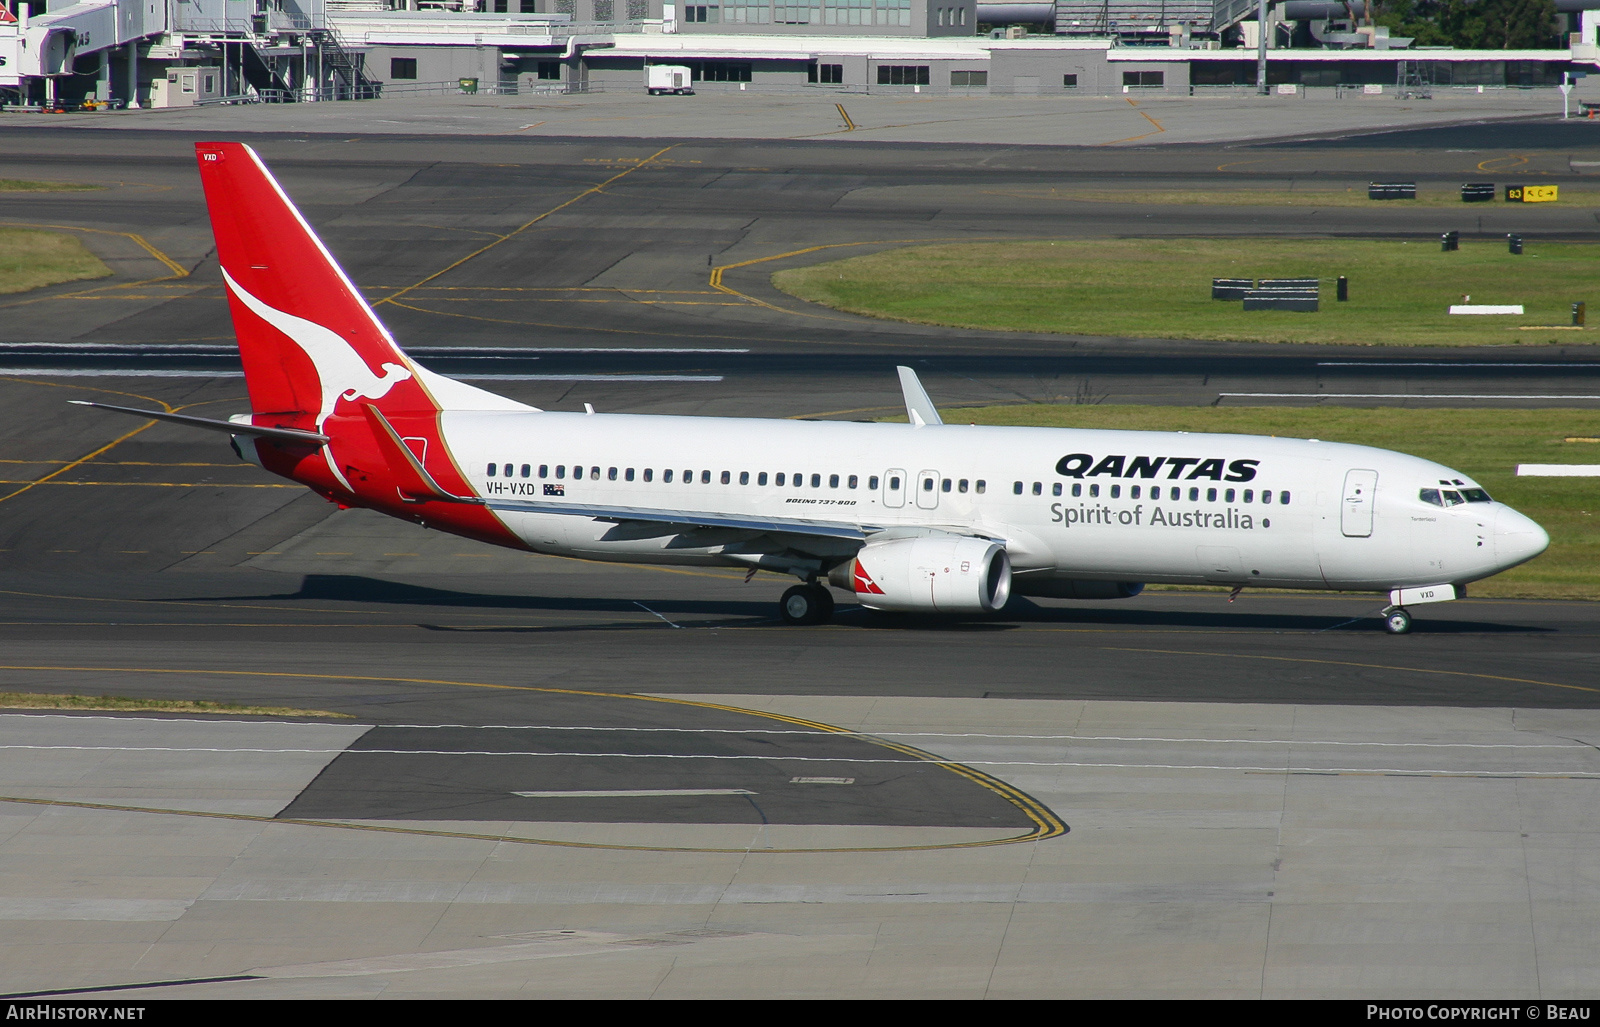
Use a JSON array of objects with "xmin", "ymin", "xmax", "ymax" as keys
[
  {"xmin": 361, "ymin": 403, "xmax": 481, "ymax": 505},
  {"xmin": 896, "ymin": 366, "xmax": 943, "ymax": 427}
]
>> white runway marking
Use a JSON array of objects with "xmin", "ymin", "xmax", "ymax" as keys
[
  {"xmin": 2, "ymin": 745, "xmax": 1593, "ymax": 777},
  {"xmin": 511, "ymin": 788, "xmax": 756, "ymax": 797}
]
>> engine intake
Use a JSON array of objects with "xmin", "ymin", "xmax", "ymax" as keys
[{"xmin": 832, "ymin": 535, "xmax": 1012, "ymax": 614}]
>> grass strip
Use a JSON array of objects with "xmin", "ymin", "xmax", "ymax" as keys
[
  {"xmin": 0, "ymin": 227, "xmax": 114, "ymax": 294},
  {"xmin": 0, "ymin": 691, "xmax": 353, "ymax": 718},
  {"xmin": 773, "ymin": 238, "xmax": 1600, "ymax": 346},
  {"xmin": 0, "ymin": 179, "xmax": 104, "ymax": 192},
  {"xmin": 891, "ymin": 404, "xmax": 1599, "ymax": 600}
]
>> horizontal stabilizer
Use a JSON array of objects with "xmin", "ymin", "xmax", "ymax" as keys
[{"xmin": 68, "ymin": 401, "xmax": 328, "ymax": 444}]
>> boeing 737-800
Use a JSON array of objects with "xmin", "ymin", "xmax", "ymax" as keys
[{"xmin": 75, "ymin": 143, "xmax": 1549, "ymax": 635}]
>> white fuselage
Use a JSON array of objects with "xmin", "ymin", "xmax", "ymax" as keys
[{"xmin": 443, "ymin": 411, "xmax": 1547, "ymax": 592}]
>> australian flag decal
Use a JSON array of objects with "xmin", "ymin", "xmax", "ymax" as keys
[{"xmin": 544, "ymin": 483, "xmax": 565, "ymax": 496}]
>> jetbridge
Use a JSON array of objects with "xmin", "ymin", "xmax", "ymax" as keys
[{"xmin": 0, "ymin": 0, "xmax": 376, "ymax": 106}]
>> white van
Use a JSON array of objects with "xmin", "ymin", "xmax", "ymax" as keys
[{"xmin": 646, "ymin": 65, "xmax": 694, "ymax": 95}]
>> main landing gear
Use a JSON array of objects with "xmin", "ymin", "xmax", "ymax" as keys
[
  {"xmin": 779, "ymin": 582, "xmax": 834, "ymax": 625},
  {"xmin": 1382, "ymin": 606, "xmax": 1413, "ymax": 635}
]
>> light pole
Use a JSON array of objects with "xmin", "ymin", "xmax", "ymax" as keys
[{"xmin": 1256, "ymin": 0, "xmax": 1269, "ymax": 95}]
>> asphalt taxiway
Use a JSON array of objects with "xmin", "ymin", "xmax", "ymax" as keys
[{"xmin": 0, "ymin": 116, "xmax": 1597, "ymax": 998}]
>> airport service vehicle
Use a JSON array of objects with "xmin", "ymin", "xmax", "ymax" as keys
[
  {"xmin": 646, "ymin": 65, "xmax": 693, "ymax": 95},
  {"xmin": 76, "ymin": 143, "xmax": 1549, "ymax": 634}
]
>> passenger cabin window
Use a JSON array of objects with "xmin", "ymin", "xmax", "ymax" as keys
[
  {"xmin": 776, "ymin": 473, "xmax": 785, "ymax": 486},
  {"xmin": 1280, "ymin": 491, "xmax": 1292, "ymax": 505},
  {"xmin": 1189, "ymin": 487, "xmax": 1199, "ymax": 501},
  {"xmin": 959, "ymin": 479, "xmax": 969, "ymax": 493},
  {"xmin": 664, "ymin": 469, "xmax": 674, "ymax": 483},
  {"xmin": 849, "ymin": 475, "xmax": 858, "ymax": 489},
  {"xmin": 521, "ymin": 464, "xmax": 531, "ymax": 478},
  {"xmin": 1089, "ymin": 484, "xmax": 1099, "ymax": 498},
  {"xmin": 928, "ymin": 479, "xmax": 938, "ymax": 492},
  {"xmin": 869, "ymin": 476, "xmax": 880, "ymax": 490},
  {"xmin": 943, "ymin": 479, "xmax": 953, "ymax": 493},
  {"xmin": 811, "ymin": 474, "xmax": 822, "ymax": 488},
  {"xmin": 626, "ymin": 468, "xmax": 635, "ymax": 481},
  {"xmin": 830, "ymin": 474, "xmax": 840, "ymax": 488},
  {"xmin": 1206, "ymin": 488, "xmax": 1217, "ymax": 502},
  {"xmin": 1131, "ymin": 485, "xmax": 1140, "ymax": 499},
  {"xmin": 1071, "ymin": 483, "xmax": 1081, "ymax": 498},
  {"xmin": 644, "ymin": 469, "xmax": 653, "ymax": 482},
  {"xmin": 702, "ymin": 470, "xmax": 711, "ymax": 484},
  {"xmin": 976, "ymin": 480, "xmax": 985, "ymax": 494},
  {"xmin": 592, "ymin": 467, "xmax": 601, "ymax": 480},
  {"xmin": 609, "ymin": 467, "xmax": 618, "ymax": 481},
  {"xmin": 1013, "ymin": 481, "xmax": 1023, "ymax": 495},
  {"xmin": 487, "ymin": 463, "xmax": 496, "ymax": 477},
  {"xmin": 539, "ymin": 465, "xmax": 549, "ymax": 478},
  {"xmin": 759, "ymin": 472, "xmax": 768, "ymax": 486},
  {"xmin": 1111, "ymin": 485, "xmax": 1121, "ymax": 499},
  {"xmin": 721, "ymin": 471, "xmax": 731, "ymax": 484}
]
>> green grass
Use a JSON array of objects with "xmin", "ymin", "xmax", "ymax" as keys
[
  {"xmin": 985, "ymin": 186, "xmax": 1596, "ymax": 209},
  {"xmin": 0, "ymin": 227, "xmax": 113, "ymax": 294},
  {"xmin": 893, "ymin": 405, "xmax": 1599, "ymax": 600},
  {"xmin": 773, "ymin": 238, "xmax": 1600, "ymax": 346},
  {"xmin": 0, "ymin": 179, "xmax": 103, "ymax": 192},
  {"xmin": 0, "ymin": 691, "xmax": 353, "ymax": 718}
]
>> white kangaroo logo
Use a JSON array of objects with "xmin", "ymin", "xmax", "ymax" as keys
[
  {"xmin": 223, "ymin": 269, "xmax": 413, "ymax": 430},
  {"xmin": 223, "ymin": 269, "xmax": 414, "ymax": 492}
]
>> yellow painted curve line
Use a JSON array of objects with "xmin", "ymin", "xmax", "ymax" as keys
[
  {"xmin": 1099, "ymin": 646, "xmax": 1598, "ymax": 695},
  {"xmin": 375, "ymin": 144, "xmax": 676, "ymax": 308},
  {"xmin": 1096, "ymin": 98, "xmax": 1166, "ymax": 147},
  {"xmin": 709, "ymin": 235, "xmax": 1011, "ymax": 319},
  {"xmin": 1478, "ymin": 154, "xmax": 1530, "ymax": 173},
  {"xmin": 0, "ymin": 664, "xmax": 1067, "ymax": 852}
]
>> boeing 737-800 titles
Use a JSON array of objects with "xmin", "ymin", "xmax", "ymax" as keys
[{"xmin": 76, "ymin": 143, "xmax": 1549, "ymax": 635}]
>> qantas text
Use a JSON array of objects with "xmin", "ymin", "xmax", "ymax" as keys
[{"xmin": 1055, "ymin": 454, "xmax": 1260, "ymax": 482}]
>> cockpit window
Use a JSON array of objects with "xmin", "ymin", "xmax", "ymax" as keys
[
  {"xmin": 1419, "ymin": 488, "xmax": 1442, "ymax": 507},
  {"xmin": 1441, "ymin": 490, "xmax": 1465, "ymax": 507},
  {"xmin": 1461, "ymin": 488, "xmax": 1492, "ymax": 503}
]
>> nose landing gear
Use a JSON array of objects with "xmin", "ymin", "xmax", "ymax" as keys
[
  {"xmin": 1381, "ymin": 606, "xmax": 1413, "ymax": 635},
  {"xmin": 779, "ymin": 582, "xmax": 834, "ymax": 625}
]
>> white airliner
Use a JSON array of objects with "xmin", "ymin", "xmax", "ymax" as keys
[{"xmin": 76, "ymin": 142, "xmax": 1549, "ymax": 635}]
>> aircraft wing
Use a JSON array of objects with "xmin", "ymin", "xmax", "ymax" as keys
[{"xmin": 481, "ymin": 496, "xmax": 881, "ymax": 542}]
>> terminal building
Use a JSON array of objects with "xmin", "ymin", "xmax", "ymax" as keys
[{"xmin": 2, "ymin": 0, "xmax": 1598, "ymax": 107}]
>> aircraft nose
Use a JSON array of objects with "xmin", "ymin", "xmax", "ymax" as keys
[{"xmin": 1494, "ymin": 504, "xmax": 1550, "ymax": 569}]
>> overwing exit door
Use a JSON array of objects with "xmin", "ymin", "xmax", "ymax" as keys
[
  {"xmin": 1341, "ymin": 469, "xmax": 1378, "ymax": 537},
  {"xmin": 916, "ymin": 470, "xmax": 939, "ymax": 509}
]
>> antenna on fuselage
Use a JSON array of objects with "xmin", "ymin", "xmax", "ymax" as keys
[{"xmin": 896, "ymin": 366, "xmax": 943, "ymax": 428}]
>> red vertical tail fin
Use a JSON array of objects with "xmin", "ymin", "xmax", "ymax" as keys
[
  {"xmin": 194, "ymin": 141, "xmax": 531, "ymax": 426},
  {"xmin": 195, "ymin": 141, "xmax": 428, "ymax": 427}
]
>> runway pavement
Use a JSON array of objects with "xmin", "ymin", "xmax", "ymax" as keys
[{"xmin": 0, "ymin": 118, "xmax": 1597, "ymax": 999}]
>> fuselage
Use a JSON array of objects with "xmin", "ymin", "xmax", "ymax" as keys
[{"xmin": 438, "ymin": 411, "xmax": 1548, "ymax": 593}]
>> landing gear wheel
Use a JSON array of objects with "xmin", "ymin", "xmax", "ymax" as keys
[
  {"xmin": 1383, "ymin": 607, "xmax": 1413, "ymax": 635},
  {"xmin": 779, "ymin": 583, "xmax": 834, "ymax": 625}
]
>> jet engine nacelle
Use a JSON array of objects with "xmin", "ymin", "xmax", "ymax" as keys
[{"xmin": 832, "ymin": 535, "xmax": 1012, "ymax": 614}]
